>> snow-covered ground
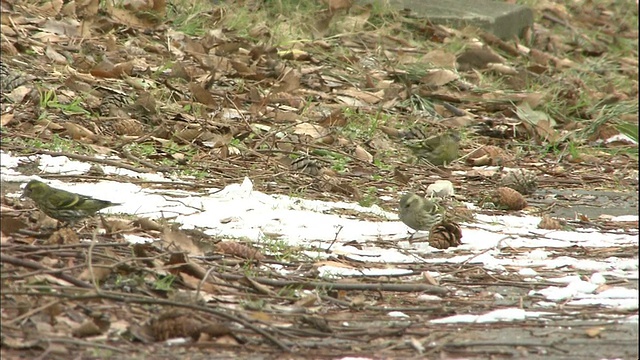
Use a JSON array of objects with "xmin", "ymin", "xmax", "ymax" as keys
[{"xmin": 2, "ymin": 150, "xmax": 638, "ymax": 324}]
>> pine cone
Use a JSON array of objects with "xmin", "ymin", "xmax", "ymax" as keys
[
  {"xmin": 98, "ymin": 92, "xmax": 132, "ymax": 117},
  {"xmin": 149, "ymin": 311, "xmax": 202, "ymax": 341},
  {"xmin": 110, "ymin": 118, "xmax": 145, "ymax": 136},
  {"xmin": 538, "ymin": 215, "xmax": 565, "ymax": 230},
  {"xmin": 428, "ymin": 221, "xmax": 463, "ymax": 249},
  {"xmin": 399, "ymin": 125, "xmax": 430, "ymax": 140},
  {"xmin": 215, "ymin": 241, "xmax": 265, "ymax": 261},
  {"xmin": 0, "ymin": 61, "xmax": 29, "ymax": 94},
  {"xmin": 493, "ymin": 187, "xmax": 527, "ymax": 210},
  {"xmin": 291, "ymin": 156, "xmax": 324, "ymax": 176}
]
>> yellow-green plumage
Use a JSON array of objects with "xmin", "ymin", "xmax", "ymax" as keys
[
  {"xmin": 22, "ymin": 180, "xmax": 119, "ymax": 224},
  {"xmin": 405, "ymin": 133, "xmax": 460, "ymax": 166},
  {"xmin": 398, "ymin": 193, "xmax": 444, "ymax": 232}
]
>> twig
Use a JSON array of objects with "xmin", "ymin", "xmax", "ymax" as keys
[
  {"xmin": 5, "ymin": 299, "xmax": 62, "ymax": 326},
  {"xmin": 325, "ymin": 225, "xmax": 343, "ymax": 252},
  {"xmin": 196, "ymin": 265, "xmax": 217, "ymax": 301},
  {"xmin": 442, "ymin": 102, "xmax": 467, "ymax": 117},
  {"xmin": 17, "ymin": 148, "xmax": 154, "ymax": 173},
  {"xmin": 43, "ymin": 337, "xmax": 128, "ymax": 353},
  {"xmin": 119, "ymin": 149, "xmax": 163, "ymax": 171},
  {"xmin": 435, "ymin": 338, "xmax": 570, "ymax": 353},
  {"xmin": 5, "ymin": 264, "xmax": 87, "ymax": 280},
  {"xmin": 88, "ymin": 230, "xmax": 99, "ymax": 290},
  {"xmin": 213, "ymin": 273, "xmax": 448, "ymax": 295},
  {"xmin": 0, "ymin": 254, "xmax": 92, "ymax": 288},
  {"xmin": 5, "ymin": 289, "xmax": 291, "ymax": 351}
]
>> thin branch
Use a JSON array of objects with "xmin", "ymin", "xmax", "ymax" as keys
[{"xmin": 1, "ymin": 254, "xmax": 92, "ymax": 288}]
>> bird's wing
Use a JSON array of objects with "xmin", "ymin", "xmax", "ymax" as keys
[{"xmin": 47, "ymin": 189, "xmax": 83, "ymax": 209}]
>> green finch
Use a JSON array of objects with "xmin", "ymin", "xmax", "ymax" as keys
[
  {"xmin": 22, "ymin": 180, "xmax": 119, "ymax": 225},
  {"xmin": 398, "ymin": 193, "xmax": 444, "ymax": 235},
  {"xmin": 404, "ymin": 133, "xmax": 460, "ymax": 166}
]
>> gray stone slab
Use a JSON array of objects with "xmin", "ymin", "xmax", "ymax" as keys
[{"xmin": 364, "ymin": 0, "xmax": 533, "ymax": 40}]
